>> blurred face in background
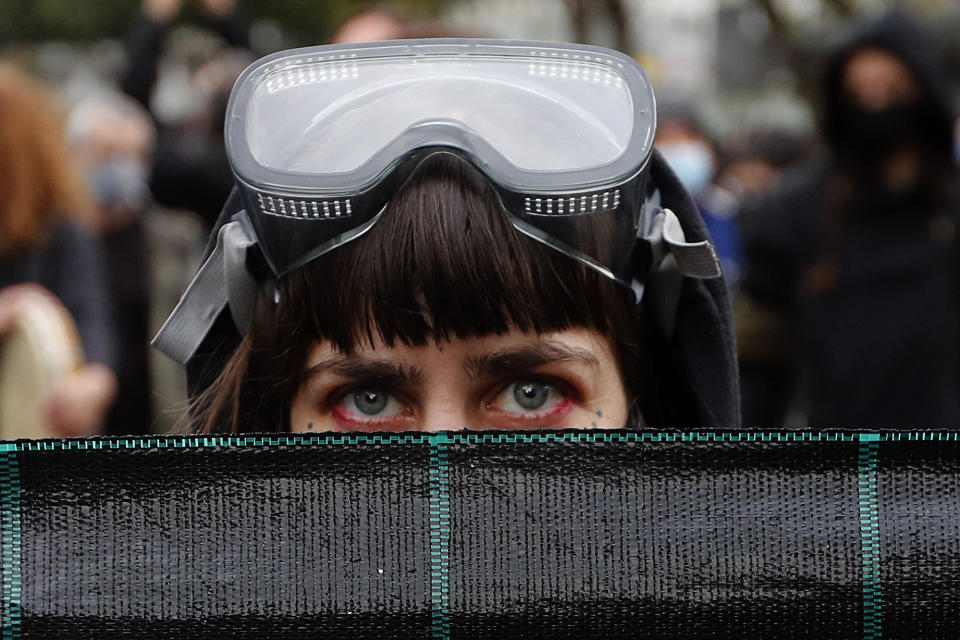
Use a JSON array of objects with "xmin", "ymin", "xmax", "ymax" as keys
[
  {"xmin": 68, "ymin": 99, "xmax": 155, "ymax": 228},
  {"xmin": 719, "ymin": 158, "xmax": 781, "ymax": 196},
  {"xmin": 838, "ymin": 46, "xmax": 925, "ymax": 162},
  {"xmin": 331, "ymin": 9, "xmax": 406, "ymax": 44},
  {"xmin": 655, "ymin": 117, "xmax": 716, "ymax": 198},
  {"xmin": 74, "ymin": 107, "xmax": 152, "ymax": 171},
  {"xmin": 842, "ymin": 47, "xmax": 920, "ymax": 112}
]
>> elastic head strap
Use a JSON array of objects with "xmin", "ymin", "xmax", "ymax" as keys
[
  {"xmin": 152, "ymin": 214, "xmax": 258, "ymax": 366},
  {"xmin": 644, "ymin": 207, "xmax": 722, "ymax": 339},
  {"xmin": 651, "ymin": 207, "xmax": 721, "ymax": 280}
]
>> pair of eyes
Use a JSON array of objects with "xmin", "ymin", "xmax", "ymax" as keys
[{"xmin": 336, "ymin": 378, "xmax": 567, "ymax": 422}]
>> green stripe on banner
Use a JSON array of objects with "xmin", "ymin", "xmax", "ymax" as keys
[
  {"xmin": 428, "ymin": 434, "xmax": 451, "ymax": 640},
  {"xmin": 857, "ymin": 434, "xmax": 882, "ymax": 640},
  {"xmin": 0, "ymin": 449, "xmax": 21, "ymax": 640}
]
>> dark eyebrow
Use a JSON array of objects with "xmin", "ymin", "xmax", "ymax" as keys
[
  {"xmin": 302, "ymin": 355, "xmax": 424, "ymax": 387},
  {"xmin": 463, "ymin": 340, "xmax": 600, "ymax": 380}
]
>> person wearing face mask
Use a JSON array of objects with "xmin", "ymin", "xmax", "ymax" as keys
[
  {"xmin": 738, "ymin": 11, "xmax": 960, "ymax": 427},
  {"xmin": 67, "ymin": 92, "xmax": 206, "ymax": 434},
  {"xmin": 656, "ymin": 109, "xmax": 743, "ymax": 287}
]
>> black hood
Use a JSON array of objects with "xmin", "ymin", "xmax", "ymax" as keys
[
  {"xmin": 184, "ymin": 151, "xmax": 740, "ymax": 429},
  {"xmin": 820, "ymin": 10, "xmax": 957, "ymax": 158},
  {"xmin": 643, "ymin": 151, "xmax": 740, "ymax": 427}
]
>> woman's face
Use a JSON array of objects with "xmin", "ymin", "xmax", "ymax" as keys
[{"xmin": 290, "ymin": 327, "xmax": 630, "ymax": 432}]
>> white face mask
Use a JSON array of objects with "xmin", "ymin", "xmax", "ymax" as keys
[{"xmin": 658, "ymin": 140, "xmax": 715, "ymax": 197}]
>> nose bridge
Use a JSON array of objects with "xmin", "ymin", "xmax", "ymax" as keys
[
  {"xmin": 419, "ymin": 406, "xmax": 470, "ymax": 432},
  {"xmin": 418, "ymin": 385, "xmax": 470, "ymax": 432}
]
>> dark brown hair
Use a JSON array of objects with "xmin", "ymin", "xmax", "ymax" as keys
[{"xmin": 193, "ymin": 154, "xmax": 646, "ymax": 432}]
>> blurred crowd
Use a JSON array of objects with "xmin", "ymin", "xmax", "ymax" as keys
[
  {"xmin": 659, "ymin": 10, "xmax": 960, "ymax": 427},
  {"xmin": 0, "ymin": 2, "xmax": 958, "ymax": 434}
]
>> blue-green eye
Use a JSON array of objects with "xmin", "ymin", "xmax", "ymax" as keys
[
  {"xmin": 497, "ymin": 379, "xmax": 564, "ymax": 413},
  {"xmin": 514, "ymin": 382, "xmax": 550, "ymax": 410},
  {"xmin": 336, "ymin": 388, "xmax": 403, "ymax": 418},
  {"xmin": 353, "ymin": 389, "xmax": 388, "ymax": 415}
]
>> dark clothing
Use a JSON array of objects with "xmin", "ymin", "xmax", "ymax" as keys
[
  {"xmin": 101, "ymin": 220, "xmax": 152, "ymax": 436},
  {"xmin": 741, "ymin": 165, "xmax": 960, "ymax": 426},
  {"xmin": 120, "ymin": 11, "xmax": 250, "ymax": 227},
  {"xmin": 0, "ymin": 221, "xmax": 118, "ymax": 372},
  {"xmin": 739, "ymin": 12, "xmax": 960, "ymax": 427},
  {"xmin": 148, "ymin": 133, "xmax": 236, "ymax": 229},
  {"xmin": 119, "ymin": 13, "xmax": 169, "ymax": 112},
  {"xmin": 647, "ymin": 151, "xmax": 741, "ymax": 427}
]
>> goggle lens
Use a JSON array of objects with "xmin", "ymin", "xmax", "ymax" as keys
[{"xmin": 246, "ymin": 53, "xmax": 636, "ymax": 177}]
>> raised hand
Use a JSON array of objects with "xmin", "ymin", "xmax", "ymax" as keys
[
  {"xmin": 0, "ymin": 284, "xmax": 50, "ymax": 335},
  {"xmin": 45, "ymin": 363, "xmax": 118, "ymax": 438}
]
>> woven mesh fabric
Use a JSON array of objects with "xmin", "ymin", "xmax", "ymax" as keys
[{"xmin": 0, "ymin": 431, "xmax": 957, "ymax": 638}]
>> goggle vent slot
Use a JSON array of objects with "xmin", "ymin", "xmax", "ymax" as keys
[
  {"xmin": 523, "ymin": 189, "xmax": 621, "ymax": 216},
  {"xmin": 256, "ymin": 192, "xmax": 353, "ymax": 219}
]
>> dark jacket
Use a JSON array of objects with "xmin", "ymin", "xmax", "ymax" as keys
[
  {"xmin": 739, "ymin": 12, "xmax": 960, "ymax": 427},
  {"xmin": 0, "ymin": 221, "xmax": 118, "ymax": 372}
]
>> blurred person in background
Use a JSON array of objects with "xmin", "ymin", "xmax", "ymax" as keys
[
  {"xmin": 121, "ymin": 0, "xmax": 253, "ymax": 227},
  {"xmin": 656, "ymin": 107, "xmax": 743, "ymax": 286},
  {"xmin": 330, "ymin": 3, "xmax": 409, "ymax": 43},
  {"xmin": 331, "ymin": 4, "xmax": 470, "ymax": 43},
  {"xmin": 717, "ymin": 129, "xmax": 815, "ymax": 205},
  {"xmin": 67, "ymin": 91, "xmax": 205, "ymax": 435},
  {"xmin": 0, "ymin": 63, "xmax": 118, "ymax": 436},
  {"xmin": 714, "ymin": 128, "xmax": 815, "ymax": 288},
  {"xmin": 738, "ymin": 12, "xmax": 960, "ymax": 427}
]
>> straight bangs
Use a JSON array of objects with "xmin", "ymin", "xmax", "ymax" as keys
[{"xmin": 281, "ymin": 153, "xmax": 638, "ymax": 353}]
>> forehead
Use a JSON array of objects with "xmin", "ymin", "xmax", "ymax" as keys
[{"xmin": 306, "ymin": 327, "xmax": 614, "ymax": 370}]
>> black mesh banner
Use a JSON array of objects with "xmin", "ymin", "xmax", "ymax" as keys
[{"xmin": 0, "ymin": 430, "xmax": 957, "ymax": 638}]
